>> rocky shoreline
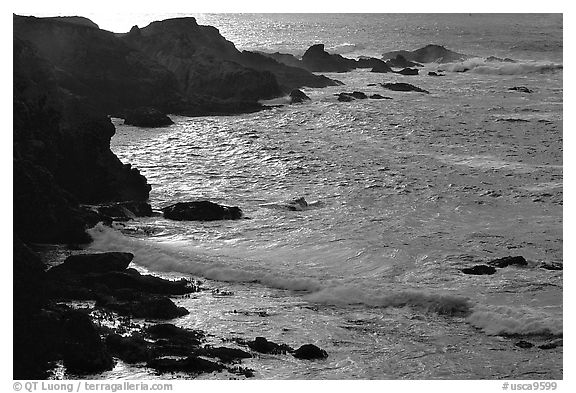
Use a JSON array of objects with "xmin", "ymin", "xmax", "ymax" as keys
[{"xmin": 14, "ymin": 13, "xmax": 557, "ymax": 380}]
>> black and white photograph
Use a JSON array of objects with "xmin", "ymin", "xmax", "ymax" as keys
[{"xmin": 11, "ymin": 1, "xmax": 565, "ymax": 385}]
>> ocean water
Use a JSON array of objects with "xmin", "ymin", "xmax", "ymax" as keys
[{"xmin": 90, "ymin": 14, "xmax": 562, "ymax": 379}]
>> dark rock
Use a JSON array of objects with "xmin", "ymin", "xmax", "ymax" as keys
[
  {"xmin": 487, "ymin": 256, "xmax": 528, "ymax": 268},
  {"xmin": 124, "ymin": 107, "xmax": 174, "ymax": 127},
  {"xmin": 45, "ymin": 16, "xmax": 100, "ymax": 29},
  {"xmin": 337, "ymin": 93, "xmax": 355, "ymax": 102},
  {"xmin": 255, "ymin": 51, "xmax": 304, "ymax": 69},
  {"xmin": 509, "ymin": 86, "xmax": 533, "ymax": 93},
  {"xmin": 455, "ymin": 68, "xmax": 470, "ymax": 73},
  {"xmin": 106, "ymin": 334, "xmax": 151, "ymax": 363},
  {"xmin": 147, "ymin": 356, "xmax": 225, "ymax": 374},
  {"xmin": 356, "ymin": 57, "xmax": 391, "ymax": 70},
  {"xmin": 538, "ymin": 339, "xmax": 563, "ymax": 350},
  {"xmin": 515, "ymin": 340, "xmax": 534, "ymax": 349},
  {"xmin": 200, "ymin": 346, "xmax": 252, "ymax": 363},
  {"xmin": 289, "ymin": 89, "xmax": 311, "ymax": 104},
  {"xmin": 497, "ymin": 118, "xmax": 530, "ymax": 123},
  {"xmin": 461, "ymin": 265, "xmax": 497, "ymax": 275},
  {"xmin": 369, "ymin": 94, "xmax": 392, "ymax": 100},
  {"xmin": 97, "ymin": 295, "xmax": 189, "ymax": 319},
  {"xmin": 293, "ymin": 344, "xmax": 328, "ymax": 360},
  {"xmin": 350, "ymin": 91, "xmax": 368, "ymax": 99},
  {"xmin": 539, "ymin": 262, "xmax": 563, "ymax": 271},
  {"xmin": 123, "ymin": 18, "xmax": 282, "ymax": 102},
  {"xmin": 380, "ymin": 83, "xmax": 430, "ymax": 94},
  {"xmin": 50, "ymin": 252, "xmax": 134, "ymax": 275},
  {"xmin": 395, "ymin": 67, "xmax": 419, "ymax": 76},
  {"xmin": 240, "ymin": 51, "xmax": 340, "ymax": 90},
  {"xmin": 428, "ymin": 71, "xmax": 445, "ymax": 76},
  {"xmin": 13, "ymin": 238, "xmax": 50, "ymax": 379},
  {"xmin": 147, "ymin": 324, "xmax": 204, "ymax": 344},
  {"xmin": 93, "ymin": 201, "xmax": 153, "ymax": 221},
  {"xmin": 284, "ymin": 197, "xmax": 309, "ymax": 211},
  {"xmin": 382, "ymin": 44, "xmax": 470, "ymax": 64},
  {"xmin": 14, "ymin": 34, "xmax": 151, "ymax": 211},
  {"xmin": 88, "ymin": 270, "xmax": 196, "ymax": 295},
  {"xmin": 13, "ymin": 160, "xmax": 93, "ymax": 244},
  {"xmin": 162, "ymin": 201, "xmax": 243, "ymax": 221},
  {"xmin": 370, "ymin": 61, "xmax": 394, "ymax": 73},
  {"xmin": 385, "ymin": 54, "xmax": 423, "ymax": 68},
  {"xmin": 487, "ymin": 56, "xmax": 516, "ymax": 63},
  {"xmin": 246, "ymin": 337, "xmax": 294, "ymax": 354},
  {"xmin": 61, "ymin": 310, "xmax": 114, "ymax": 373},
  {"xmin": 301, "ymin": 44, "xmax": 356, "ymax": 73}
]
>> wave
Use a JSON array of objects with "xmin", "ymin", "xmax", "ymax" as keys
[
  {"xmin": 442, "ymin": 58, "xmax": 562, "ymax": 75},
  {"xmin": 305, "ymin": 285, "xmax": 472, "ymax": 316},
  {"xmin": 467, "ymin": 304, "xmax": 562, "ymax": 336},
  {"xmin": 325, "ymin": 42, "xmax": 365, "ymax": 55},
  {"xmin": 86, "ymin": 224, "xmax": 562, "ymax": 336},
  {"xmin": 86, "ymin": 223, "xmax": 322, "ymax": 292}
]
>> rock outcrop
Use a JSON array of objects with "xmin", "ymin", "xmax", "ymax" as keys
[
  {"xmin": 14, "ymin": 36, "xmax": 151, "ymax": 243},
  {"xmin": 124, "ymin": 107, "xmax": 174, "ymax": 127},
  {"xmin": 302, "ymin": 44, "xmax": 357, "ymax": 72},
  {"xmin": 383, "ymin": 44, "xmax": 470, "ymax": 64},
  {"xmin": 162, "ymin": 201, "xmax": 243, "ymax": 221},
  {"xmin": 289, "ymin": 89, "xmax": 311, "ymax": 104}
]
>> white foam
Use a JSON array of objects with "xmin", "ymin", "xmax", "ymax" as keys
[
  {"xmin": 305, "ymin": 285, "xmax": 471, "ymax": 316},
  {"xmin": 86, "ymin": 224, "xmax": 322, "ymax": 292},
  {"xmin": 467, "ymin": 304, "xmax": 562, "ymax": 336},
  {"xmin": 442, "ymin": 58, "xmax": 563, "ymax": 75}
]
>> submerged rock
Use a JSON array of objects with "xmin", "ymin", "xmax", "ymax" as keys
[
  {"xmin": 147, "ymin": 356, "xmax": 225, "ymax": 374},
  {"xmin": 487, "ymin": 256, "xmax": 527, "ymax": 268},
  {"xmin": 515, "ymin": 340, "xmax": 534, "ymax": 349},
  {"xmin": 508, "ymin": 86, "xmax": 533, "ymax": 93},
  {"xmin": 538, "ymin": 339, "xmax": 563, "ymax": 350},
  {"xmin": 539, "ymin": 262, "xmax": 563, "ymax": 271},
  {"xmin": 396, "ymin": 67, "xmax": 419, "ymax": 75},
  {"xmin": 461, "ymin": 265, "xmax": 497, "ymax": 275},
  {"xmin": 369, "ymin": 94, "xmax": 392, "ymax": 100},
  {"xmin": 162, "ymin": 201, "xmax": 243, "ymax": 221},
  {"xmin": 338, "ymin": 93, "xmax": 355, "ymax": 102},
  {"xmin": 428, "ymin": 71, "xmax": 445, "ymax": 77},
  {"xmin": 487, "ymin": 56, "xmax": 516, "ymax": 63},
  {"xmin": 199, "ymin": 346, "xmax": 252, "ymax": 363},
  {"xmin": 293, "ymin": 344, "xmax": 328, "ymax": 360},
  {"xmin": 289, "ymin": 89, "xmax": 311, "ymax": 104},
  {"xmin": 380, "ymin": 82, "xmax": 430, "ymax": 94},
  {"xmin": 124, "ymin": 107, "xmax": 174, "ymax": 127}
]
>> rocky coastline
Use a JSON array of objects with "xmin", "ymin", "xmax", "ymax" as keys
[
  {"xmin": 13, "ymin": 14, "xmax": 342, "ymax": 380},
  {"xmin": 14, "ymin": 14, "xmax": 556, "ymax": 380}
]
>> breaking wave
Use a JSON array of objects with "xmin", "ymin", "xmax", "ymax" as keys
[
  {"xmin": 86, "ymin": 223, "xmax": 322, "ymax": 292},
  {"xmin": 443, "ymin": 58, "xmax": 562, "ymax": 75},
  {"xmin": 467, "ymin": 304, "xmax": 563, "ymax": 336}
]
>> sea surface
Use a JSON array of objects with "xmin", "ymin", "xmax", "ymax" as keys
[{"xmin": 88, "ymin": 14, "xmax": 562, "ymax": 379}]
